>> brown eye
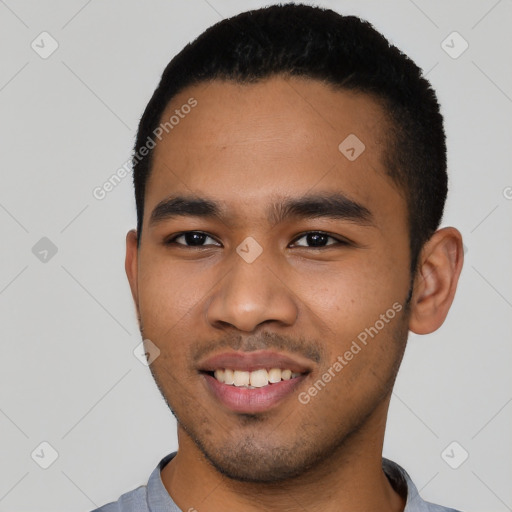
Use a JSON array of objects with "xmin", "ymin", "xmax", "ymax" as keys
[
  {"xmin": 291, "ymin": 232, "xmax": 348, "ymax": 248},
  {"xmin": 165, "ymin": 231, "xmax": 220, "ymax": 247}
]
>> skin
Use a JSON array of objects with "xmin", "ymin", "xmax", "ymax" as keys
[{"xmin": 125, "ymin": 76, "xmax": 464, "ymax": 512}]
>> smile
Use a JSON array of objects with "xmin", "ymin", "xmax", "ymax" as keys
[{"xmin": 211, "ymin": 368, "xmax": 302, "ymax": 388}]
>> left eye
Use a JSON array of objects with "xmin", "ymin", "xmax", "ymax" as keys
[
  {"xmin": 165, "ymin": 231, "xmax": 220, "ymax": 247},
  {"xmin": 290, "ymin": 232, "xmax": 346, "ymax": 248}
]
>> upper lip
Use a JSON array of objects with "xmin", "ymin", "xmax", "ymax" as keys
[{"xmin": 198, "ymin": 350, "xmax": 314, "ymax": 374}]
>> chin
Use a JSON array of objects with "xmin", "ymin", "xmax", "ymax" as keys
[
  {"xmin": 192, "ymin": 434, "xmax": 328, "ymax": 483},
  {"xmin": 206, "ymin": 452, "xmax": 311, "ymax": 483}
]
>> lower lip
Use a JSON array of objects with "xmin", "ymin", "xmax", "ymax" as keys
[{"xmin": 202, "ymin": 373, "xmax": 306, "ymax": 413}]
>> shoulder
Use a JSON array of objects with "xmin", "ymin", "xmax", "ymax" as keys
[
  {"xmin": 382, "ymin": 458, "xmax": 463, "ymax": 512},
  {"xmin": 413, "ymin": 500, "xmax": 462, "ymax": 512},
  {"xmin": 89, "ymin": 484, "xmax": 148, "ymax": 512},
  {"xmin": 89, "ymin": 452, "xmax": 178, "ymax": 512}
]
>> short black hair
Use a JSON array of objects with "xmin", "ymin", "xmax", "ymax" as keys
[{"xmin": 132, "ymin": 3, "xmax": 447, "ymax": 274}]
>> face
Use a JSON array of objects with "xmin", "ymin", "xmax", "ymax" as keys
[{"xmin": 127, "ymin": 77, "xmax": 413, "ymax": 482}]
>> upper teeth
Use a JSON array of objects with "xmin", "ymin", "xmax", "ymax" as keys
[{"xmin": 213, "ymin": 368, "xmax": 301, "ymax": 388}]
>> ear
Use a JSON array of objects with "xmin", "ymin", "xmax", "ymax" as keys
[
  {"xmin": 408, "ymin": 227, "xmax": 464, "ymax": 335},
  {"xmin": 125, "ymin": 229, "xmax": 140, "ymax": 314}
]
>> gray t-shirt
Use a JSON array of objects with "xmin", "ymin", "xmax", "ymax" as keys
[{"xmin": 91, "ymin": 452, "xmax": 461, "ymax": 512}]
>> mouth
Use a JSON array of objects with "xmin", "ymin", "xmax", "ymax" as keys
[{"xmin": 198, "ymin": 351, "xmax": 312, "ymax": 413}]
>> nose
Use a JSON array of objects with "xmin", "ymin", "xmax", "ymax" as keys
[{"xmin": 206, "ymin": 248, "xmax": 298, "ymax": 333}]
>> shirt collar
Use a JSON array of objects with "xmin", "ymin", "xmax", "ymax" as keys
[
  {"xmin": 147, "ymin": 452, "xmax": 180, "ymax": 512},
  {"xmin": 383, "ymin": 457, "xmax": 436, "ymax": 511}
]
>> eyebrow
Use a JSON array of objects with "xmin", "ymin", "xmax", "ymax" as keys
[
  {"xmin": 267, "ymin": 193, "xmax": 373, "ymax": 226},
  {"xmin": 149, "ymin": 192, "xmax": 374, "ymax": 227}
]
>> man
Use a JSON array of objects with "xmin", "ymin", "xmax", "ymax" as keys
[{"xmin": 93, "ymin": 3, "xmax": 464, "ymax": 511}]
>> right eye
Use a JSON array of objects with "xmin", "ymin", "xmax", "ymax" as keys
[{"xmin": 164, "ymin": 231, "xmax": 221, "ymax": 247}]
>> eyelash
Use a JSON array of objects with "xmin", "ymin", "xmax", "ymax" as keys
[{"xmin": 164, "ymin": 231, "xmax": 350, "ymax": 249}]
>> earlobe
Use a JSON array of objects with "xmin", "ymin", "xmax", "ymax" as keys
[
  {"xmin": 408, "ymin": 227, "xmax": 464, "ymax": 335},
  {"xmin": 125, "ymin": 229, "xmax": 139, "ymax": 307}
]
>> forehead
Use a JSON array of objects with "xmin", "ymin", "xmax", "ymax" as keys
[{"xmin": 145, "ymin": 76, "xmax": 403, "ymax": 228}]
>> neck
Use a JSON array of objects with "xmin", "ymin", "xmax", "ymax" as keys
[{"xmin": 161, "ymin": 396, "xmax": 405, "ymax": 512}]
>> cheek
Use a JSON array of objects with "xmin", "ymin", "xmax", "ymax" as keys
[
  {"xmin": 301, "ymin": 271, "xmax": 408, "ymax": 411},
  {"xmin": 137, "ymin": 256, "xmax": 209, "ymax": 340},
  {"xmin": 292, "ymin": 255, "xmax": 406, "ymax": 339}
]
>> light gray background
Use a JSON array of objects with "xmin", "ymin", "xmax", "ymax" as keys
[{"xmin": 1, "ymin": 0, "xmax": 511, "ymax": 511}]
